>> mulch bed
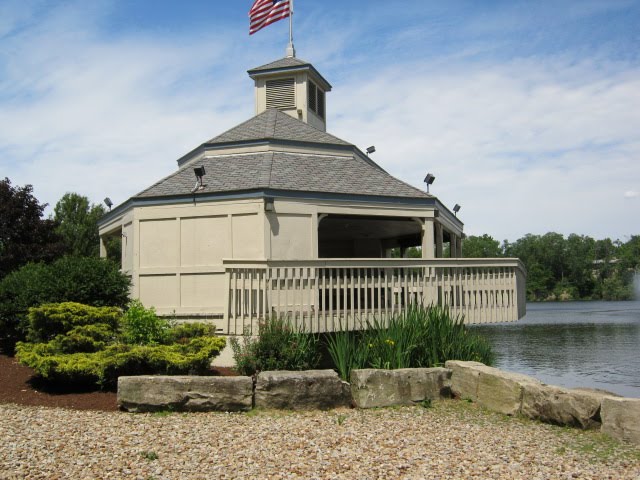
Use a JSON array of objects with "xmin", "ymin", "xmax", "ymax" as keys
[{"xmin": 0, "ymin": 354, "xmax": 238, "ymax": 412}]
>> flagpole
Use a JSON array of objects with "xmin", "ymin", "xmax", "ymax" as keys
[{"xmin": 286, "ymin": 0, "xmax": 296, "ymax": 57}]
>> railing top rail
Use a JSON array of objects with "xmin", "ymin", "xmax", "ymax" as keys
[{"xmin": 223, "ymin": 257, "xmax": 526, "ymax": 274}]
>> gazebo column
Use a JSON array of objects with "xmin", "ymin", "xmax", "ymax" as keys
[
  {"xmin": 434, "ymin": 222, "xmax": 444, "ymax": 258},
  {"xmin": 456, "ymin": 236, "xmax": 463, "ymax": 258},
  {"xmin": 450, "ymin": 233, "xmax": 458, "ymax": 258},
  {"xmin": 421, "ymin": 218, "xmax": 435, "ymax": 259},
  {"xmin": 99, "ymin": 236, "xmax": 107, "ymax": 258}
]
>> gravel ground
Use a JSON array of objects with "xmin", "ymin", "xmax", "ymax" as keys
[{"xmin": 1, "ymin": 401, "xmax": 639, "ymax": 480}]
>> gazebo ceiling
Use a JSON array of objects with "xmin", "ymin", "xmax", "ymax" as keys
[{"xmin": 318, "ymin": 215, "xmax": 421, "ymax": 241}]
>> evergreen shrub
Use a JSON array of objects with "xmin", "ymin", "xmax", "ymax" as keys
[
  {"xmin": 27, "ymin": 302, "xmax": 121, "ymax": 343},
  {"xmin": 14, "ymin": 300, "xmax": 225, "ymax": 388}
]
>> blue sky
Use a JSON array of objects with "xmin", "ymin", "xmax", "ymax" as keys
[{"xmin": 1, "ymin": 0, "xmax": 639, "ymax": 241}]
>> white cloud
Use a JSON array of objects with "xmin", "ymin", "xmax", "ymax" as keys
[
  {"xmin": 625, "ymin": 191, "xmax": 640, "ymax": 198},
  {"xmin": 0, "ymin": 3, "xmax": 251, "ymax": 209},
  {"xmin": 330, "ymin": 56, "xmax": 640, "ymax": 240}
]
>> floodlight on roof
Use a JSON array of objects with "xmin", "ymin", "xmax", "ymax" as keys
[
  {"xmin": 424, "ymin": 173, "xmax": 435, "ymax": 193},
  {"xmin": 264, "ymin": 197, "xmax": 275, "ymax": 212},
  {"xmin": 453, "ymin": 204, "xmax": 461, "ymax": 216},
  {"xmin": 103, "ymin": 197, "xmax": 113, "ymax": 211},
  {"xmin": 366, "ymin": 146, "xmax": 376, "ymax": 155},
  {"xmin": 192, "ymin": 166, "xmax": 206, "ymax": 193},
  {"xmin": 194, "ymin": 166, "xmax": 206, "ymax": 178}
]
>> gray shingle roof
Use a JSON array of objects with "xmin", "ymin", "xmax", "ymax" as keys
[
  {"xmin": 248, "ymin": 57, "xmax": 310, "ymax": 74},
  {"xmin": 206, "ymin": 109, "xmax": 351, "ymax": 146},
  {"xmin": 135, "ymin": 151, "xmax": 430, "ymax": 200}
]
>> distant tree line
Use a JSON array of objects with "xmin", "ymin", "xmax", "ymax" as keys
[{"xmin": 463, "ymin": 233, "xmax": 640, "ymax": 301}]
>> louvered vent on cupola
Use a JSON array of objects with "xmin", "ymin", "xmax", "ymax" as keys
[{"xmin": 266, "ymin": 77, "xmax": 295, "ymax": 110}]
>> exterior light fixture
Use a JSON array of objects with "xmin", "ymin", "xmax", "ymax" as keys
[
  {"xmin": 104, "ymin": 197, "xmax": 113, "ymax": 211},
  {"xmin": 366, "ymin": 146, "xmax": 376, "ymax": 155},
  {"xmin": 264, "ymin": 197, "xmax": 275, "ymax": 212},
  {"xmin": 423, "ymin": 173, "xmax": 435, "ymax": 193},
  {"xmin": 453, "ymin": 204, "xmax": 461, "ymax": 216},
  {"xmin": 192, "ymin": 166, "xmax": 206, "ymax": 193}
]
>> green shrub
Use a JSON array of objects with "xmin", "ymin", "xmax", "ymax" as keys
[
  {"xmin": 167, "ymin": 322, "xmax": 218, "ymax": 344},
  {"xmin": 49, "ymin": 324, "xmax": 116, "ymax": 353},
  {"xmin": 230, "ymin": 316, "xmax": 321, "ymax": 376},
  {"xmin": 16, "ymin": 335, "xmax": 226, "ymax": 388},
  {"xmin": 27, "ymin": 302, "xmax": 121, "ymax": 343},
  {"xmin": 15, "ymin": 300, "xmax": 225, "ymax": 388},
  {"xmin": 120, "ymin": 300, "xmax": 172, "ymax": 345},
  {"xmin": 0, "ymin": 256, "xmax": 130, "ymax": 352}
]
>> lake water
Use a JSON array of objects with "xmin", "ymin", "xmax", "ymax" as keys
[{"xmin": 472, "ymin": 301, "xmax": 640, "ymax": 398}]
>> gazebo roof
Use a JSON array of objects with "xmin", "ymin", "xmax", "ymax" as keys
[
  {"xmin": 205, "ymin": 108, "xmax": 350, "ymax": 147},
  {"xmin": 136, "ymin": 150, "xmax": 430, "ymax": 200},
  {"xmin": 247, "ymin": 56, "xmax": 310, "ymax": 73}
]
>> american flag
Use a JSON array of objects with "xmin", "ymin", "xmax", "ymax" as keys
[{"xmin": 249, "ymin": 0, "xmax": 291, "ymax": 35}]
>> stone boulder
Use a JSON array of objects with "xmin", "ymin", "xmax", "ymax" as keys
[
  {"xmin": 446, "ymin": 360, "xmax": 540, "ymax": 416},
  {"xmin": 118, "ymin": 376, "xmax": 253, "ymax": 413},
  {"xmin": 445, "ymin": 360, "xmax": 485, "ymax": 402},
  {"xmin": 476, "ymin": 367, "xmax": 540, "ymax": 416},
  {"xmin": 601, "ymin": 397, "xmax": 640, "ymax": 445},
  {"xmin": 521, "ymin": 384, "xmax": 606, "ymax": 429},
  {"xmin": 350, "ymin": 368, "xmax": 452, "ymax": 409},
  {"xmin": 254, "ymin": 370, "xmax": 351, "ymax": 410}
]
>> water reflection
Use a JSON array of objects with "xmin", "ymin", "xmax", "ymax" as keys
[{"xmin": 473, "ymin": 301, "xmax": 640, "ymax": 398}]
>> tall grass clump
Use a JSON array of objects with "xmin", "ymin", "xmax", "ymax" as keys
[
  {"xmin": 325, "ymin": 328, "xmax": 369, "ymax": 381},
  {"xmin": 230, "ymin": 315, "xmax": 321, "ymax": 376},
  {"xmin": 325, "ymin": 304, "xmax": 494, "ymax": 380},
  {"xmin": 408, "ymin": 305, "xmax": 494, "ymax": 367}
]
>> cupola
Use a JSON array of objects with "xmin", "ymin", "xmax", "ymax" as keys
[{"xmin": 248, "ymin": 57, "xmax": 332, "ymax": 132}]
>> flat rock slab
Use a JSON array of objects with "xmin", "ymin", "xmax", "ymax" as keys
[
  {"xmin": 118, "ymin": 376, "xmax": 253, "ymax": 412},
  {"xmin": 521, "ymin": 384, "xmax": 607, "ymax": 429},
  {"xmin": 601, "ymin": 397, "xmax": 640, "ymax": 445},
  {"xmin": 350, "ymin": 368, "xmax": 452, "ymax": 408},
  {"xmin": 255, "ymin": 370, "xmax": 350, "ymax": 410},
  {"xmin": 446, "ymin": 360, "xmax": 540, "ymax": 416}
]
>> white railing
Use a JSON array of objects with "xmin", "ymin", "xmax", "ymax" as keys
[{"xmin": 223, "ymin": 258, "xmax": 526, "ymax": 335}]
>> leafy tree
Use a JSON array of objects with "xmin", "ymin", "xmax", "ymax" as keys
[
  {"xmin": 0, "ymin": 178, "xmax": 65, "ymax": 279},
  {"xmin": 564, "ymin": 234, "xmax": 596, "ymax": 298},
  {"xmin": 462, "ymin": 234, "xmax": 503, "ymax": 258},
  {"xmin": 618, "ymin": 235, "xmax": 640, "ymax": 272},
  {"xmin": 54, "ymin": 193, "xmax": 106, "ymax": 257}
]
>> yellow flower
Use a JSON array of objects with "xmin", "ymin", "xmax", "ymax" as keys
[{"xmin": 385, "ymin": 339, "xmax": 395, "ymax": 346}]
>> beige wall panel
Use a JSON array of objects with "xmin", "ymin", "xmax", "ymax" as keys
[
  {"xmin": 139, "ymin": 275, "xmax": 178, "ymax": 308},
  {"xmin": 232, "ymin": 214, "xmax": 262, "ymax": 258},
  {"xmin": 139, "ymin": 219, "xmax": 178, "ymax": 268},
  {"xmin": 270, "ymin": 213, "xmax": 313, "ymax": 260},
  {"xmin": 180, "ymin": 216, "xmax": 230, "ymax": 267},
  {"xmin": 180, "ymin": 273, "xmax": 225, "ymax": 308}
]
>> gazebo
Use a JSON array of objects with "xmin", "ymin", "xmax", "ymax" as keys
[{"xmin": 98, "ymin": 55, "xmax": 526, "ymax": 338}]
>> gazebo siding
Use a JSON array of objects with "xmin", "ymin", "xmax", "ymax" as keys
[{"xmin": 99, "ymin": 194, "xmax": 526, "ymax": 332}]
